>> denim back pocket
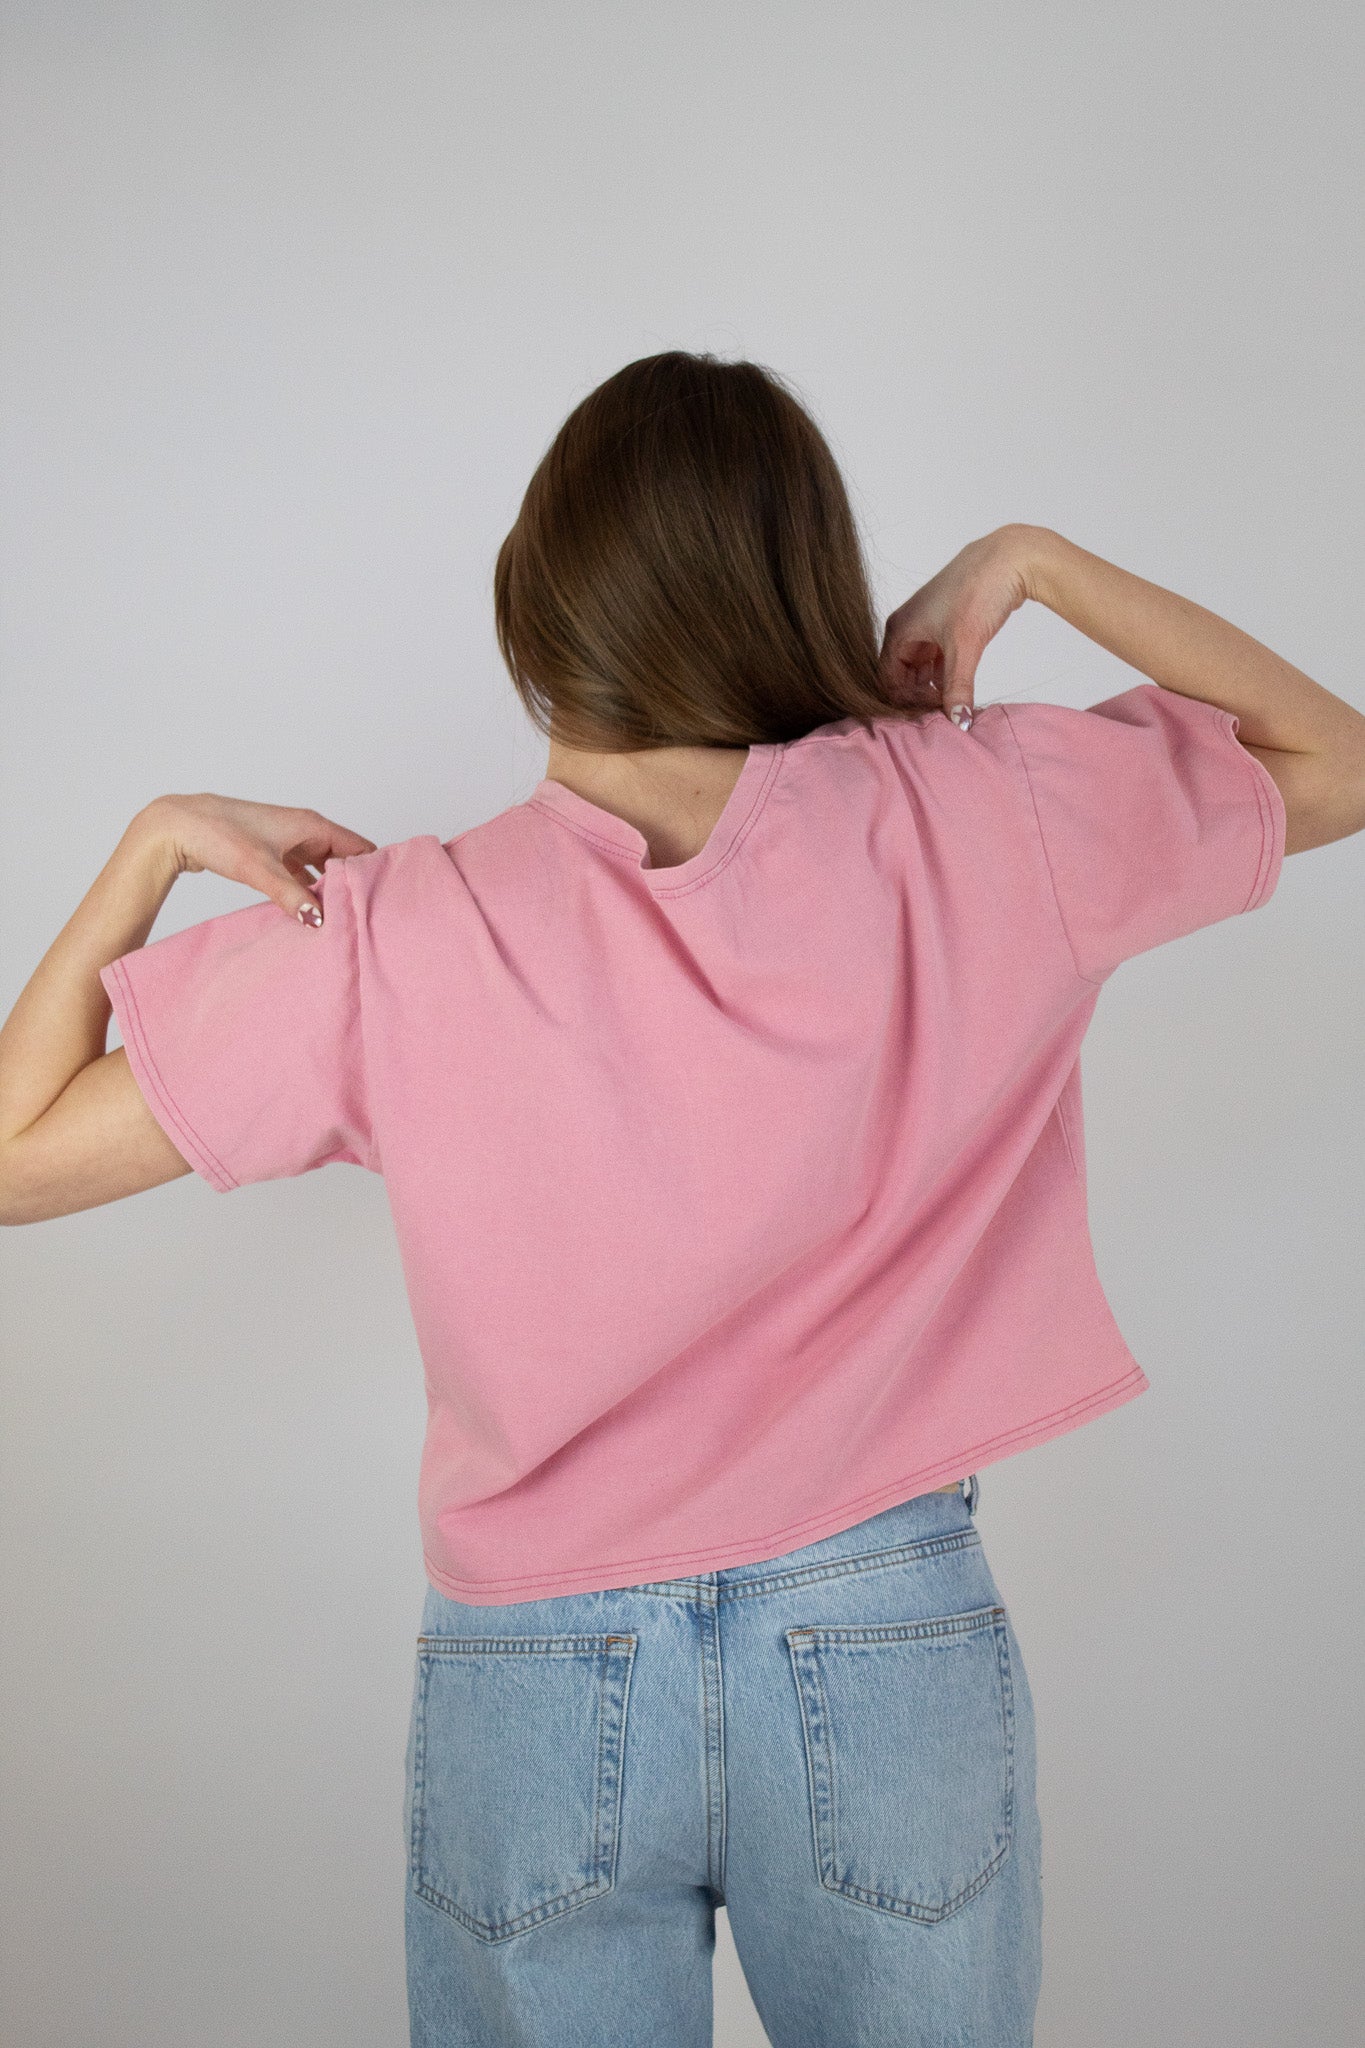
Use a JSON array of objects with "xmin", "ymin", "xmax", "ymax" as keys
[
  {"xmin": 410, "ymin": 1632, "xmax": 637, "ymax": 1943},
  {"xmin": 786, "ymin": 1604, "xmax": 1014, "ymax": 1923}
]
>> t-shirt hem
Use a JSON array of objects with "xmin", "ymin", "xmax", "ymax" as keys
[
  {"xmin": 422, "ymin": 1360, "xmax": 1151, "ymax": 1604},
  {"xmin": 100, "ymin": 956, "xmax": 240, "ymax": 1193}
]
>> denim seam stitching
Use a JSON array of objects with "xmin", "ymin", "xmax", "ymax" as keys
[
  {"xmin": 415, "ymin": 1634, "xmax": 625, "ymax": 1653},
  {"xmin": 698, "ymin": 1606, "xmax": 727, "ymax": 1893},
  {"xmin": 788, "ymin": 1638, "xmax": 828, "ymax": 1896},
  {"xmin": 603, "ymin": 1639, "xmax": 635, "ymax": 1898},
  {"xmin": 631, "ymin": 1528, "xmax": 984, "ymax": 1602},
  {"xmin": 787, "ymin": 1603, "xmax": 1004, "ymax": 1647}
]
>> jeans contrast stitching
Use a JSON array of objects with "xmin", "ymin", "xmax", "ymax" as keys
[
  {"xmin": 786, "ymin": 1606, "xmax": 1015, "ymax": 1924},
  {"xmin": 409, "ymin": 1635, "xmax": 636, "ymax": 1941},
  {"xmin": 630, "ymin": 1527, "xmax": 984, "ymax": 1603}
]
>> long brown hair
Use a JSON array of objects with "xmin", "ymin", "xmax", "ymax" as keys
[{"xmin": 494, "ymin": 351, "xmax": 910, "ymax": 752}]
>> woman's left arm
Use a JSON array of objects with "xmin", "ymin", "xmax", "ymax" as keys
[{"xmin": 0, "ymin": 795, "xmax": 377, "ymax": 1225}]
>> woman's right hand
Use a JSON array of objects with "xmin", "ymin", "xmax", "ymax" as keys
[
  {"xmin": 140, "ymin": 794, "xmax": 378, "ymax": 927},
  {"xmin": 879, "ymin": 524, "xmax": 1047, "ymax": 731}
]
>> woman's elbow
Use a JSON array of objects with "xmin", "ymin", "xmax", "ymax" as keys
[{"xmin": 1242, "ymin": 734, "xmax": 1365, "ymax": 855}]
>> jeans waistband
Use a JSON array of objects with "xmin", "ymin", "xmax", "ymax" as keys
[{"xmin": 627, "ymin": 1473, "xmax": 983, "ymax": 1603}]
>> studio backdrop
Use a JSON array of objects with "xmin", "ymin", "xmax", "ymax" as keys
[{"xmin": 2, "ymin": 5, "xmax": 1362, "ymax": 2045}]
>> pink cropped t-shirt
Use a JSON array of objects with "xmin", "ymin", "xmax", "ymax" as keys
[{"xmin": 102, "ymin": 682, "xmax": 1285, "ymax": 1604}]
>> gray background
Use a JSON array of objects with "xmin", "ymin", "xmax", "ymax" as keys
[{"xmin": 2, "ymin": 4, "xmax": 1362, "ymax": 2043}]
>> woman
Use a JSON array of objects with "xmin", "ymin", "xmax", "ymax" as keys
[{"xmin": 2, "ymin": 352, "xmax": 1361, "ymax": 2048}]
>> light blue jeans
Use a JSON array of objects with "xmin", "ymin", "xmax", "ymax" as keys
[{"xmin": 403, "ymin": 1475, "xmax": 1043, "ymax": 2046}]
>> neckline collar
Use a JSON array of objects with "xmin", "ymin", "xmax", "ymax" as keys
[{"xmin": 528, "ymin": 741, "xmax": 785, "ymax": 893}]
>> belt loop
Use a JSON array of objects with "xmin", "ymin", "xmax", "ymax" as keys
[{"xmin": 962, "ymin": 1472, "xmax": 980, "ymax": 1516}]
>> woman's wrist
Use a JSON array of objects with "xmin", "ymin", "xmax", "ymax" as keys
[
  {"xmin": 123, "ymin": 797, "xmax": 185, "ymax": 884},
  {"xmin": 1001, "ymin": 525, "xmax": 1073, "ymax": 611}
]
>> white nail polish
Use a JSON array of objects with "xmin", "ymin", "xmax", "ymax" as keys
[{"xmin": 949, "ymin": 704, "xmax": 974, "ymax": 732}]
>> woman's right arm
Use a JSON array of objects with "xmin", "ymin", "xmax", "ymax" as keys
[
  {"xmin": 0, "ymin": 795, "xmax": 377, "ymax": 1225},
  {"xmin": 880, "ymin": 524, "xmax": 1365, "ymax": 856}
]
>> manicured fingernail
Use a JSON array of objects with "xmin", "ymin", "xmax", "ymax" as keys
[
  {"xmin": 949, "ymin": 704, "xmax": 974, "ymax": 731},
  {"xmin": 298, "ymin": 900, "xmax": 323, "ymax": 928}
]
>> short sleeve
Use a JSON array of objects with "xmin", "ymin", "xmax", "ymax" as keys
[
  {"xmin": 100, "ymin": 855, "xmax": 377, "ymax": 1191},
  {"xmin": 999, "ymin": 682, "xmax": 1286, "ymax": 985}
]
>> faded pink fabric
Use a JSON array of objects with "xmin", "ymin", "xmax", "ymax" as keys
[{"xmin": 102, "ymin": 683, "xmax": 1284, "ymax": 1603}]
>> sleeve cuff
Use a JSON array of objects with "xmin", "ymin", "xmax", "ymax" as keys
[
  {"xmin": 100, "ymin": 955, "xmax": 240, "ymax": 1192},
  {"xmin": 1216, "ymin": 706, "xmax": 1287, "ymax": 911}
]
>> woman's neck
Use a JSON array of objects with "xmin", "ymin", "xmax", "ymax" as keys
[{"xmin": 543, "ymin": 737, "xmax": 750, "ymax": 868}]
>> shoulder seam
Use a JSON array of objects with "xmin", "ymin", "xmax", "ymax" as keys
[
  {"xmin": 338, "ymin": 858, "xmax": 384, "ymax": 1175},
  {"xmin": 997, "ymin": 705, "xmax": 1104, "ymax": 991}
]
